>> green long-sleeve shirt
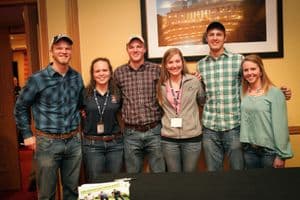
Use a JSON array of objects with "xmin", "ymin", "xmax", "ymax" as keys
[{"xmin": 240, "ymin": 86, "xmax": 293, "ymax": 159}]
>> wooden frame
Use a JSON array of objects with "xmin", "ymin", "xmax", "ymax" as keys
[{"xmin": 141, "ymin": 0, "xmax": 283, "ymax": 62}]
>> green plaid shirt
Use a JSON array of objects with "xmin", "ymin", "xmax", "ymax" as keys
[{"xmin": 197, "ymin": 49, "xmax": 243, "ymax": 131}]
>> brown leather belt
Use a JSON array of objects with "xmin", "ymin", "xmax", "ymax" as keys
[
  {"xmin": 36, "ymin": 127, "xmax": 79, "ymax": 139},
  {"xmin": 125, "ymin": 121, "xmax": 159, "ymax": 132},
  {"xmin": 84, "ymin": 132, "xmax": 123, "ymax": 142}
]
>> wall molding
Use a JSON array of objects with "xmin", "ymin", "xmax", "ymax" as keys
[
  {"xmin": 289, "ymin": 126, "xmax": 300, "ymax": 135},
  {"xmin": 66, "ymin": 0, "xmax": 81, "ymax": 72},
  {"xmin": 37, "ymin": 0, "xmax": 49, "ymax": 67}
]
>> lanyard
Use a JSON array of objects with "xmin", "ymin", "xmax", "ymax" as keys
[
  {"xmin": 169, "ymin": 78, "xmax": 182, "ymax": 115},
  {"xmin": 94, "ymin": 89, "xmax": 109, "ymax": 122}
]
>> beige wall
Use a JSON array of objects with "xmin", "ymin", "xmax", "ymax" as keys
[
  {"xmin": 46, "ymin": 0, "xmax": 67, "ymax": 62},
  {"xmin": 45, "ymin": 0, "xmax": 300, "ymax": 167},
  {"xmin": 287, "ymin": 135, "xmax": 300, "ymax": 167},
  {"xmin": 47, "ymin": 0, "xmax": 67, "ymax": 40},
  {"xmin": 77, "ymin": 0, "xmax": 142, "ymax": 79}
]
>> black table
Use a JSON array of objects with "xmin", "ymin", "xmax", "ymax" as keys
[{"xmin": 93, "ymin": 167, "xmax": 300, "ymax": 200}]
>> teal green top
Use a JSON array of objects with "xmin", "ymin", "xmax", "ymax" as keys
[{"xmin": 240, "ymin": 86, "xmax": 293, "ymax": 159}]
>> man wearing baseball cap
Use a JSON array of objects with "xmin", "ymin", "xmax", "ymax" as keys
[
  {"xmin": 114, "ymin": 35, "xmax": 165, "ymax": 173},
  {"xmin": 14, "ymin": 33, "xmax": 84, "ymax": 199},
  {"xmin": 51, "ymin": 33, "xmax": 73, "ymax": 46},
  {"xmin": 126, "ymin": 35, "xmax": 145, "ymax": 45}
]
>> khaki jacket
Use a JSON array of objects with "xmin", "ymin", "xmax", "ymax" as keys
[{"xmin": 160, "ymin": 74, "xmax": 205, "ymax": 139}]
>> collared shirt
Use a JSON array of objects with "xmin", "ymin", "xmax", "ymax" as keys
[
  {"xmin": 82, "ymin": 89, "xmax": 121, "ymax": 136},
  {"xmin": 197, "ymin": 49, "xmax": 243, "ymax": 131},
  {"xmin": 114, "ymin": 61, "xmax": 162, "ymax": 125},
  {"xmin": 14, "ymin": 65, "xmax": 84, "ymax": 139}
]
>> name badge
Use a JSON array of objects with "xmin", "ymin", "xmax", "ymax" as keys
[
  {"xmin": 97, "ymin": 122, "xmax": 104, "ymax": 134},
  {"xmin": 171, "ymin": 118, "xmax": 182, "ymax": 128}
]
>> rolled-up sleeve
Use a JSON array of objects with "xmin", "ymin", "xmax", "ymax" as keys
[{"xmin": 197, "ymin": 80, "xmax": 206, "ymax": 106}]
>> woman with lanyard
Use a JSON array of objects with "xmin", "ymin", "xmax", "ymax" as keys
[
  {"xmin": 82, "ymin": 57, "xmax": 123, "ymax": 182},
  {"xmin": 157, "ymin": 48, "xmax": 205, "ymax": 172}
]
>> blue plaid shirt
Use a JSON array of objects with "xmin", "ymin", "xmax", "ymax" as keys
[
  {"xmin": 197, "ymin": 49, "xmax": 243, "ymax": 131},
  {"xmin": 14, "ymin": 65, "xmax": 84, "ymax": 139}
]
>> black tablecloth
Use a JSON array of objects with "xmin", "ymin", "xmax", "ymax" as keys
[{"xmin": 92, "ymin": 167, "xmax": 300, "ymax": 200}]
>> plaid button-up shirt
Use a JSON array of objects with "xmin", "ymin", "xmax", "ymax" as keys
[
  {"xmin": 114, "ymin": 61, "xmax": 162, "ymax": 125},
  {"xmin": 197, "ymin": 49, "xmax": 243, "ymax": 131},
  {"xmin": 14, "ymin": 65, "xmax": 84, "ymax": 139}
]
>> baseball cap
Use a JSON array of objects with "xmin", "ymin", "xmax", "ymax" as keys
[
  {"xmin": 51, "ymin": 34, "xmax": 73, "ymax": 46},
  {"xmin": 206, "ymin": 21, "xmax": 225, "ymax": 33},
  {"xmin": 127, "ymin": 35, "xmax": 145, "ymax": 45}
]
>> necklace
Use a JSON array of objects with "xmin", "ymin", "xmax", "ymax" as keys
[{"xmin": 248, "ymin": 86, "xmax": 262, "ymax": 94}]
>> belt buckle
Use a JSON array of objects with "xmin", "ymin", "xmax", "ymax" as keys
[
  {"xmin": 136, "ymin": 126, "xmax": 145, "ymax": 132},
  {"xmin": 102, "ymin": 135, "xmax": 113, "ymax": 141},
  {"xmin": 144, "ymin": 124, "xmax": 150, "ymax": 131},
  {"xmin": 140, "ymin": 126, "xmax": 147, "ymax": 132},
  {"xmin": 102, "ymin": 135, "xmax": 109, "ymax": 140},
  {"xmin": 61, "ymin": 130, "xmax": 77, "ymax": 139},
  {"xmin": 59, "ymin": 133, "xmax": 69, "ymax": 139},
  {"xmin": 143, "ymin": 122, "xmax": 155, "ymax": 132}
]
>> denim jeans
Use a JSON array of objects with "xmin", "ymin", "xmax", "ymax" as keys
[
  {"xmin": 82, "ymin": 137, "xmax": 124, "ymax": 182},
  {"xmin": 242, "ymin": 143, "xmax": 276, "ymax": 169},
  {"xmin": 35, "ymin": 133, "xmax": 82, "ymax": 200},
  {"xmin": 202, "ymin": 127, "xmax": 244, "ymax": 171},
  {"xmin": 124, "ymin": 123, "xmax": 165, "ymax": 173},
  {"xmin": 162, "ymin": 140, "xmax": 202, "ymax": 172}
]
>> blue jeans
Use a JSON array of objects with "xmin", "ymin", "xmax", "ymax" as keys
[
  {"xmin": 202, "ymin": 127, "xmax": 244, "ymax": 171},
  {"xmin": 124, "ymin": 124, "xmax": 165, "ymax": 173},
  {"xmin": 35, "ymin": 133, "xmax": 82, "ymax": 200},
  {"xmin": 242, "ymin": 143, "xmax": 276, "ymax": 169},
  {"xmin": 162, "ymin": 140, "xmax": 202, "ymax": 172},
  {"xmin": 82, "ymin": 137, "xmax": 124, "ymax": 182}
]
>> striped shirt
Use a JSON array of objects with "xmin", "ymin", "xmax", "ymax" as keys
[
  {"xmin": 114, "ymin": 61, "xmax": 162, "ymax": 125},
  {"xmin": 14, "ymin": 65, "xmax": 84, "ymax": 139},
  {"xmin": 197, "ymin": 49, "xmax": 243, "ymax": 131}
]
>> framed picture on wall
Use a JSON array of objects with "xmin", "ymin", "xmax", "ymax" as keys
[{"xmin": 140, "ymin": 0, "xmax": 283, "ymax": 62}]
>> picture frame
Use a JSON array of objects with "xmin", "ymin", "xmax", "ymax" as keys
[{"xmin": 140, "ymin": 0, "xmax": 283, "ymax": 62}]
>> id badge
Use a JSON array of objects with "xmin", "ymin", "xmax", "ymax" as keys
[
  {"xmin": 97, "ymin": 122, "xmax": 104, "ymax": 134},
  {"xmin": 171, "ymin": 118, "xmax": 182, "ymax": 128}
]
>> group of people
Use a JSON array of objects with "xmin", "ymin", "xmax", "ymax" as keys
[{"xmin": 14, "ymin": 21, "xmax": 293, "ymax": 200}]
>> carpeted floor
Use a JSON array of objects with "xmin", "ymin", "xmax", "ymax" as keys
[{"xmin": 0, "ymin": 147, "xmax": 37, "ymax": 200}]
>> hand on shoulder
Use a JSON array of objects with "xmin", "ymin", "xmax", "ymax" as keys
[
  {"xmin": 191, "ymin": 71, "xmax": 202, "ymax": 81},
  {"xmin": 280, "ymin": 86, "xmax": 291, "ymax": 100}
]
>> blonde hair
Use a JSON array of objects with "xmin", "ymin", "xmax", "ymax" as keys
[
  {"xmin": 241, "ymin": 54, "xmax": 274, "ymax": 96},
  {"xmin": 156, "ymin": 48, "xmax": 189, "ymax": 105}
]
